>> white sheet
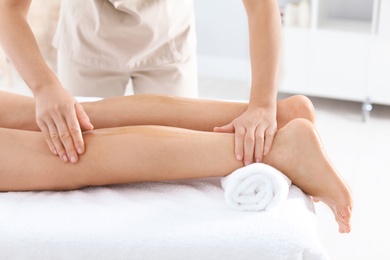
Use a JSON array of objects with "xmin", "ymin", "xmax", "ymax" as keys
[{"xmin": 0, "ymin": 178, "xmax": 328, "ymax": 260}]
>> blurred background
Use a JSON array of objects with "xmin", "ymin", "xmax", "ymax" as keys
[{"xmin": 0, "ymin": 1, "xmax": 389, "ymax": 259}]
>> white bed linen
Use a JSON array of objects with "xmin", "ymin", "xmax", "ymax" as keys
[{"xmin": 0, "ymin": 178, "xmax": 328, "ymax": 260}]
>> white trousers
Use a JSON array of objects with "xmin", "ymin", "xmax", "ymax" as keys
[{"xmin": 54, "ymin": 0, "xmax": 198, "ymax": 98}]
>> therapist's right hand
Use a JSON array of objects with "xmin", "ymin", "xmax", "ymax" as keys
[{"xmin": 34, "ymin": 85, "xmax": 94, "ymax": 163}]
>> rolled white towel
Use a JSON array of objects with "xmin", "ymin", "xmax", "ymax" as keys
[{"xmin": 221, "ymin": 163, "xmax": 292, "ymax": 211}]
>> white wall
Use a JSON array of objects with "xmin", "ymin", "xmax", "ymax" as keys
[{"xmin": 194, "ymin": 0, "xmax": 251, "ymax": 81}]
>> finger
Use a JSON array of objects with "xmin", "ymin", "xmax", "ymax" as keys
[
  {"xmin": 69, "ymin": 103, "xmax": 89, "ymax": 155},
  {"xmin": 263, "ymin": 126, "xmax": 276, "ymax": 156},
  {"xmin": 243, "ymin": 127, "xmax": 256, "ymax": 165},
  {"xmin": 254, "ymin": 127, "xmax": 265, "ymax": 163},
  {"xmin": 213, "ymin": 123, "xmax": 234, "ymax": 133},
  {"xmin": 59, "ymin": 113, "xmax": 80, "ymax": 163},
  {"xmin": 37, "ymin": 121, "xmax": 58, "ymax": 156},
  {"xmin": 76, "ymin": 102, "xmax": 94, "ymax": 131},
  {"xmin": 234, "ymin": 126, "xmax": 246, "ymax": 162},
  {"xmin": 46, "ymin": 120, "xmax": 68, "ymax": 162}
]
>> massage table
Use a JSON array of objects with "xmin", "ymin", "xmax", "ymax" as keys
[
  {"xmin": 0, "ymin": 178, "xmax": 328, "ymax": 259},
  {"xmin": 0, "ymin": 97, "xmax": 328, "ymax": 259}
]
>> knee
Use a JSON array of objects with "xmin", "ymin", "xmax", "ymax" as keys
[{"xmin": 288, "ymin": 95, "xmax": 316, "ymax": 123}]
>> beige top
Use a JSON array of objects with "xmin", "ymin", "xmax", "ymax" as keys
[{"xmin": 53, "ymin": 0, "xmax": 196, "ymax": 70}]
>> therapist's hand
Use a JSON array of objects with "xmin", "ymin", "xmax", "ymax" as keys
[
  {"xmin": 214, "ymin": 106, "xmax": 277, "ymax": 165},
  {"xmin": 34, "ymin": 85, "xmax": 94, "ymax": 163}
]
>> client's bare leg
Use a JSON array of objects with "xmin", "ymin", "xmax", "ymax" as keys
[
  {"xmin": 0, "ymin": 91, "xmax": 36, "ymax": 130},
  {"xmin": 263, "ymin": 119, "xmax": 352, "ymax": 233},
  {"xmin": 0, "ymin": 91, "xmax": 315, "ymax": 131},
  {"xmin": 0, "ymin": 118, "xmax": 352, "ymax": 233},
  {"xmin": 83, "ymin": 94, "xmax": 315, "ymax": 131}
]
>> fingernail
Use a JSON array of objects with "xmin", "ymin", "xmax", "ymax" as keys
[
  {"xmin": 77, "ymin": 148, "xmax": 83, "ymax": 154},
  {"xmin": 236, "ymin": 154, "xmax": 242, "ymax": 161},
  {"xmin": 244, "ymin": 161, "xmax": 250, "ymax": 166},
  {"xmin": 255, "ymin": 159, "xmax": 260, "ymax": 163},
  {"xmin": 62, "ymin": 155, "xmax": 68, "ymax": 162},
  {"xmin": 263, "ymin": 149, "xmax": 268, "ymax": 156},
  {"xmin": 70, "ymin": 156, "xmax": 77, "ymax": 163},
  {"xmin": 53, "ymin": 149, "xmax": 58, "ymax": 155}
]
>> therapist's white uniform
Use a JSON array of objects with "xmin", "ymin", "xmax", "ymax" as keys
[{"xmin": 53, "ymin": 0, "xmax": 198, "ymax": 98}]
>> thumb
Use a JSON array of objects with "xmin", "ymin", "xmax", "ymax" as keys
[
  {"xmin": 76, "ymin": 102, "xmax": 94, "ymax": 131},
  {"xmin": 213, "ymin": 123, "xmax": 234, "ymax": 133}
]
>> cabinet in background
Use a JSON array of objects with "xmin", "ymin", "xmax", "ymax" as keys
[{"xmin": 280, "ymin": 0, "xmax": 390, "ymax": 119}]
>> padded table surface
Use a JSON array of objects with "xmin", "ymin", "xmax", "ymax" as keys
[{"xmin": 0, "ymin": 178, "xmax": 328, "ymax": 260}]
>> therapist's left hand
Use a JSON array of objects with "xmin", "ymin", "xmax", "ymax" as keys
[{"xmin": 214, "ymin": 105, "xmax": 277, "ymax": 165}]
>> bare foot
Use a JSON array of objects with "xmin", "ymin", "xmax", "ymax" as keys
[{"xmin": 264, "ymin": 118, "xmax": 353, "ymax": 233}]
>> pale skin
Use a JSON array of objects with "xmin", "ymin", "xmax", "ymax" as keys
[
  {"xmin": 0, "ymin": 91, "xmax": 353, "ymax": 233},
  {"xmin": 0, "ymin": 0, "xmax": 281, "ymax": 165}
]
